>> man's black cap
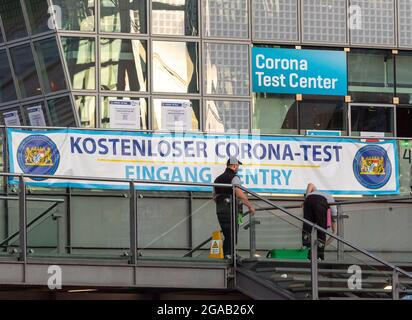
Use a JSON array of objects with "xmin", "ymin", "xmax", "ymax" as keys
[{"xmin": 227, "ymin": 156, "xmax": 243, "ymax": 166}]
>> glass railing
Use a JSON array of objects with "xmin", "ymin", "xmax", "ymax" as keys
[
  {"xmin": 336, "ymin": 201, "xmax": 412, "ymax": 264},
  {"xmin": 0, "ymin": 173, "xmax": 235, "ymax": 264},
  {"xmin": 137, "ymin": 192, "xmax": 224, "ymax": 261},
  {"xmin": 0, "ymin": 195, "xmax": 20, "ymax": 259}
]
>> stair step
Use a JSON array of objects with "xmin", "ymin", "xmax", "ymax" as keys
[
  {"xmin": 260, "ymin": 267, "xmax": 394, "ymax": 276},
  {"xmin": 318, "ymin": 287, "xmax": 393, "ymax": 294},
  {"xmin": 271, "ymin": 275, "xmax": 393, "ymax": 285}
]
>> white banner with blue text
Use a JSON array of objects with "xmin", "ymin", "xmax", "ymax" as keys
[{"xmin": 7, "ymin": 128, "xmax": 399, "ymax": 195}]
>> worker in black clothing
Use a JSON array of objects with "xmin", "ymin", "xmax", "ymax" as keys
[
  {"xmin": 302, "ymin": 183, "xmax": 337, "ymax": 260},
  {"xmin": 213, "ymin": 157, "xmax": 255, "ymax": 258}
]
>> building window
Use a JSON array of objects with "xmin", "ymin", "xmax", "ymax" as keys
[
  {"xmin": 0, "ymin": 0, "xmax": 28, "ymax": 41},
  {"xmin": 100, "ymin": 0, "xmax": 147, "ymax": 33},
  {"xmin": 0, "ymin": 50, "xmax": 17, "ymax": 103},
  {"xmin": 397, "ymin": 106, "xmax": 412, "ymax": 138},
  {"xmin": 350, "ymin": 104, "xmax": 394, "ymax": 137},
  {"xmin": 252, "ymin": 94, "xmax": 297, "ymax": 135},
  {"xmin": 34, "ymin": 38, "xmax": 67, "ymax": 93},
  {"xmin": 22, "ymin": 102, "xmax": 49, "ymax": 126},
  {"xmin": 1, "ymin": 107, "xmax": 24, "ymax": 126},
  {"xmin": 204, "ymin": 42, "xmax": 249, "ymax": 96},
  {"xmin": 75, "ymin": 96, "xmax": 96, "ymax": 128},
  {"xmin": 205, "ymin": 100, "xmax": 249, "ymax": 133},
  {"xmin": 61, "ymin": 37, "xmax": 96, "ymax": 90},
  {"xmin": 349, "ymin": 0, "xmax": 395, "ymax": 47},
  {"xmin": 396, "ymin": 51, "xmax": 412, "ymax": 104},
  {"xmin": 9, "ymin": 44, "xmax": 42, "ymax": 98},
  {"xmin": 348, "ymin": 49, "xmax": 394, "ymax": 104},
  {"xmin": 152, "ymin": 0, "xmax": 198, "ymax": 36},
  {"xmin": 51, "ymin": 0, "xmax": 95, "ymax": 31},
  {"xmin": 299, "ymin": 96, "xmax": 346, "ymax": 134},
  {"xmin": 253, "ymin": 0, "xmax": 298, "ymax": 42},
  {"xmin": 152, "ymin": 98, "xmax": 200, "ymax": 131},
  {"xmin": 47, "ymin": 96, "xmax": 76, "ymax": 127},
  {"xmin": 100, "ymin": 96, "xmax": 148, "ymax": 129},
  {"xmin": 152, "ymin": 41, "xmax": 198, "ymax": 93},
  {"xmin": 203, "ymin": 0, "xmax": 248, "ymax": 39},
  {"xmin": 24, "ymin": 0, "xmax": 50, "ymax": 34},
  {"xmin": 100, "ymin": 38, "xmax": 147, "ymax": 92}
]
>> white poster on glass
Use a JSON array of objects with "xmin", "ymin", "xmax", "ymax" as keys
[
  {"xmin": 3, "ymin": 110, "xmax": 21, "ymax": 126},
  {"xmin": 160, "ymin": 100, "xmax": 192, "ymax": 131},
  {"xmin": 27, "ymin": 105, "xmax": 46, "ymax": 127},
  {"xmin": 109, "ymin": 99, "xmax": 141, "ymax": 129}
]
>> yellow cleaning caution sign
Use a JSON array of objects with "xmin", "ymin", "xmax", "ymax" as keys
[{"xmin": 208, "ymin": 231, "xmax": 224, "ymax": 259}]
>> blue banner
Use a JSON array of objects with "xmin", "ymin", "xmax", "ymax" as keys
[{"xmin": 252, "ymin": 47, "xmax": 347, "ymax": 96}]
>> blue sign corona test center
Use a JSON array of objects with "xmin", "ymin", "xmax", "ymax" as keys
[{"xmin": 252, "ymin": 47, "xmax": 348, "ymax": 96}]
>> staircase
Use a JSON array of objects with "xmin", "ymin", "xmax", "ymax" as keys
[
  {"xmin": 236, "ymin": 258, "xmax": 412, "ymax": 300},
  {"xmin": 230, "ymin": 187, "xmax": 412, "ymax": 300}
]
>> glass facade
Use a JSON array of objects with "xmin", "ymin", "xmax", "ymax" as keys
[
  {"xmin": 152, "ymin": 40, "xmax": 198, "ymax": 93},
  {"xmin": 100, "ymin": 0, "xmax": 147, "ymax": 34},
  {"xmin": 9, "ymin": 44, "xmax": 42, "ymax": 98},
  {"xmin": 299, "ymin": 96, "xmax": 346, "ymax": 133},
  {"xmin": 61, "ymin": 37, "xmax": 96, "ymax": 90},
  {"xmin": 348, "ymin": 49, "xmax": 395, "ymax": 103},
  {"xmin": 34, "ymin": 38, "xmax": 67, "ymax": 93},
  {"xmin": 75, "ymin": 95, "xmax": 96, "ymax": 127},
  {"xmin": 22, "ymin": 101, "xmax": 50, "ymax": 126},
  {"xmin": 350, "ymin": 104, "xmax": 394, "ymax": 136},
  {"xmin": 0, "ymin": 0, "xmax": 411, "ymax": 138},
  {"xmin": 152, "ymin": 0, "xmax": 198, "ymax": 36},
  {"xmin": 47, "ymin": 96, "xmax": 76, "ymax": 127},
  {"xmin": 253, "ymin": 94, "xmax": 297, "ymax": 135},
  {"xmin": 0, "ymin": 50, "xmax": 17, "ymax": 103},
  {"xmin": 396, "ymin": 51, "xmax": 412, "ymax": 104},
  {"xmin": 51, "ymin": 0, "xmax": 95, "ymax": 31},
  {"xmin": 100, "ymin": 96, "xmax": 148, "ymax": 129},
  {"xmin": 24, "ymin": 0, "xmax": 51, "ymax": 34},
  {"xmin": 205, "ymin": 100, "xmax": 250, "ymax": 133},
  {"xmin": 0, "ymin": 0, "xmax": 28, "ymax": 41},
  {"xmin": 100, "ymin": 38, "xmax": 147, "ymax": 92},
  {"xmin": 153, "ymin": 98, "xmax": 199, "ymax": 131}
]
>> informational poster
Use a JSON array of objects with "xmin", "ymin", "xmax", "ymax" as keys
[
  {"xmin": 7, "ymin": 128, "xmax": 400, "ymax": 195},
  {"xmin": 160, "ymin": 100, "xmax": 192, "ymax": 131},
  {"xmin": 109, "ymin": 100, "xmax": 140, "ymax": 129},
  {"xmin": 27, "ymin": 106, "xmax": 46, "ymax": 127},
  {"xmin": 3, "ymin": 111, "xmax": 21, "ymax": 126}
]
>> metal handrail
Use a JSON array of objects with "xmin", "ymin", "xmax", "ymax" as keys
[
  {"xmin": 0, "ymin": 172, "xmax": 232, "ymax": 188},
  {"xmin": 251, "ymin": 195, "xmax": 412, "ymax": 212},
  {"xmin": 239, "ymin": 185, "xmax": 412, "ymax": 279},
  {"xmin": 0, "ymin": 196, "xmax": 65, "ymax": 203}
]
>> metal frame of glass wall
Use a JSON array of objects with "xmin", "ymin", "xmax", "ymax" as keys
[
  {"xmin": 2, "ymin": 1, "xmax": 412, "ymax": 136},
  {"xmin": 0, "ymin": 0, "xmax": 77, "ymax": 126}
]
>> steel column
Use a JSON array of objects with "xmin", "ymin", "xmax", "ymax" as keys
[
  {"xmin": 129, "ymin": 181, "xmax": 138, "ymax": 265},
  {"xmin": 18, "ymin": 175, "xmax": 27, "ymax": 262},
  {"xmin": 392, "ymin": 269, "xmax": 399, "ymax": 300},
  {"xmin": 311, "ymin": 227, "xmax": 319, "ymax": 300}
]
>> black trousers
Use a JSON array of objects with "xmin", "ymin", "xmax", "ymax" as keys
[
  {"xmin": 302, "ymin": 195, "xmax": 328, "ymax": 260},
  {"xmin": 216, "ymin": 200, "xmax": 238, "ymax": 257}
]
